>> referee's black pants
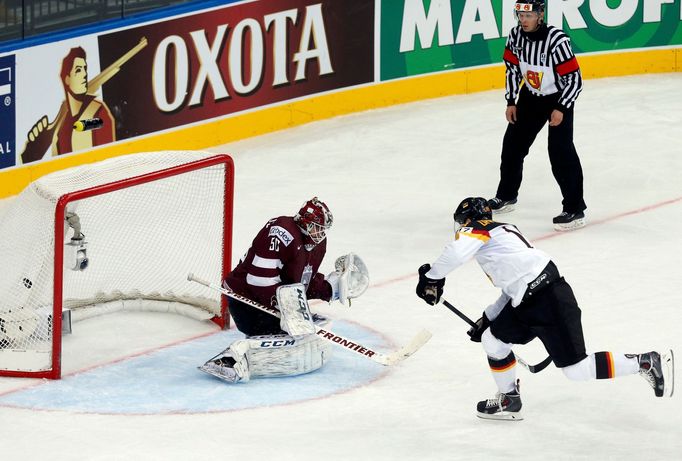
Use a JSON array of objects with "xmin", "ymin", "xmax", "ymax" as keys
[{"xmin": 495, "ymin": 86, "xmax": 586, "ymax": 214}]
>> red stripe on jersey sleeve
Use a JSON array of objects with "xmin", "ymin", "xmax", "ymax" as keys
[
  {"xmin": 556, "ymin": 57, "xmax": 580, "ymax": 76},
  {"xmin": 472, "ymin": 229, "xmax": 490, "ymax": 238},
  {"xmin": 503, "ymin": 48, "xmax": 519, "ymax": 65}
]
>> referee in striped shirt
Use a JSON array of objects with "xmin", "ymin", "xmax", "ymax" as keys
[{"xmin": 488, "ymin": 0, "xmax": 587, "ymax": 231}]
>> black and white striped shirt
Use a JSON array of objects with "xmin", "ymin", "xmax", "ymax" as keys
[{"xmin": 503, "ymin": 24, "xmax": 583, "ymax": 110}]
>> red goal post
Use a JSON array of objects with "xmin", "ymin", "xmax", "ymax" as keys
[{"xmin": 0, "ymin": 152, "xmax": 234, "ymax": 379}]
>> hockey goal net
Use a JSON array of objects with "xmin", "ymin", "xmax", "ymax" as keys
[{"xmin": 0, "ymin": 151, "xmax": 233, "ymax": 379}]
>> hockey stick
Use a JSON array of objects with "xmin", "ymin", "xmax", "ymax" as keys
[
  {"xmin": 188, "ymin": 273, "xmax": 432, "ymax": 366},
  {"xmin": 441, "ymin": 299, "xmax": 553, "ymax": 374}
]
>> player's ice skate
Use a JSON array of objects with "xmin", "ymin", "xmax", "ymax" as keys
[
  {"xmin": 476, "ymin": 381, "xmax": 523, "ymax": 421},
  {"xmin": 637, "ymin": 350, "xmax": 674, "ymax": 397}
]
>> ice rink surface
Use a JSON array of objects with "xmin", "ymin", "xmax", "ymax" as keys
[{"xmin": 1, "ymin": 73, "xmax": 681, "ymax": 460}]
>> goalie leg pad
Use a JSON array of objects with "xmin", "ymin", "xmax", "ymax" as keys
[
  {"xmin": 199, "ymin": 340, "xmax": 251, "ymax": 383},
  {"xmin": 276, "ymin": 283, "xmax": 316, "ymax": 338},
  {"xmin": 246, "ymin": 331, "xmax": 333, "ymax": 379}
]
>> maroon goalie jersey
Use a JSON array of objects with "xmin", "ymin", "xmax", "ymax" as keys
[{"xmin": 224, "ymin": 216, "xmax": 332, "ymax": 308}]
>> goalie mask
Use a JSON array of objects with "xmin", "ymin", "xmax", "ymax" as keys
[
  {"xmin": 295, "ymin": 197, "xmax": 333, "ymax": 245},
  {"xmin": 453, "ymin": 197, "xmax": 492, "ymax": 228}
]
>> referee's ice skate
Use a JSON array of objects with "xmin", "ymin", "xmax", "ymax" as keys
[
  {"xmin": 553, "ymin": 211, "xmax": 586, "ymax": 231},
  {"xmin": 487, "ymin": 197, "xmax": 517, "ymax": 214}
]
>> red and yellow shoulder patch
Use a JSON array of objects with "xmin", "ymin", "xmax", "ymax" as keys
[{"xmin": 456, "ymin": 227, "xmax": 490, "ymax": 243}]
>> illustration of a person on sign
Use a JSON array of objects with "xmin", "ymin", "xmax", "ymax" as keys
[{"xmin": 21, "ymin": 38, "xmax": 146, "ymax": 164}]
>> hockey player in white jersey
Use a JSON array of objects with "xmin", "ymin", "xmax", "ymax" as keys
[{"xmin": 416, "ymin": 197, "xmax": 674, "ymax": 420}]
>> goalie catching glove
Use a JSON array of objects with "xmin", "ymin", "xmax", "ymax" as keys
[
  {"xmin": 325, "ymin": 253, "xmax": 369, "ymax": 305},
  {"xmin": 416, "ymin": 264, "xmax": 445, "ymax": 306}
]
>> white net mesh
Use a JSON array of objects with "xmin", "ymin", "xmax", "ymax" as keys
[{"xmin": 0, "ymin": 151, "xmax": 231, "ymax": 376}]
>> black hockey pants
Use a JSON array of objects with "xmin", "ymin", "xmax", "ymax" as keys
[
  {"xmin": 495, "ymin": 86, "xmax": 586, "ymax": 214},
  {"xmin": 490, "ymin": 277, "xmax": 587, "ymax": 368}
]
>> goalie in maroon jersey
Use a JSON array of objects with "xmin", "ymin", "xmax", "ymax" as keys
[
  {"xmin": 199, "ymin": 197, "xmax": 369, "ymax": 383},
  {"xmin": 224, "ymin": 196, "xmax": 336, "ymax": 336}
]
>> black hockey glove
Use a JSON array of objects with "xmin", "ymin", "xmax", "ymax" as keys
[
  {"xmin": 467, "ymin": 313, "xmax": 490, "ymax": 342},
  {"xmin": 416, "ymin": 264, "xmax": 445, "ymax": 306}
]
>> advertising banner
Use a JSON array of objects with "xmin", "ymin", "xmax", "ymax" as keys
[
  {"xmin": 98, "ymin": 0, "xmax": 374, "ymax": 141},
  {"xmin": 381, "ymin": 0, "xmax": 682, "ymax": 81},
  {"xmin": 6, "ymin": 0, "xmax": 374, "ymax": 169},
  {"xmin": 0, "ymin": 54, "xmax": 16, "ymax": 170},
  {"xmin": 2, "ymin": 0, "xmax": 680, "ymax": 176}
]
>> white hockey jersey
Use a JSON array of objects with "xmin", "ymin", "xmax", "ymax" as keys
[{"xmin": 426, "ymin": 220, "xmax": 550, "ymax": 318}]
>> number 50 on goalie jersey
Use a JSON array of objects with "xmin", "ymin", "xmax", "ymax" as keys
[{"xmin": 224, "ymin": 216, "xmax": 331, "ymax": 308}]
